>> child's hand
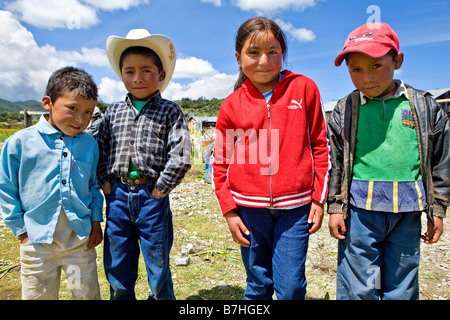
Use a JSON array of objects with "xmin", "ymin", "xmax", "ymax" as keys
[
  {"xmin": 151, "ymin": 188, "xmax": 166, "ymax": 198},
  {"xmin": 19, "ymin": 232, "xmax": 29, "ymax": 244},
  {"xmin": 328, "ymin": 213, "xmax": 347, "ymax": 240},
  {"xmin": 308, "ymin": 200, "xmax": 324, "ymax": 234},
  {"xmin": 224, "ymin": 210, "xmax": 250, "ymax": 247},
  {"xmin": 422, "ymin": 216, "xmax": 443, "ymax": 244},
  {"xmin": 102, "ymin": 181, "xmax": 112, "ymax": 195},
  {"xmin": 87, "ymin": 221, "xmax": 103, "ymax": 248}
]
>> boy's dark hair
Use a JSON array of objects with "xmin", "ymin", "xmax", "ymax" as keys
[
  {"xmin": 344, "ymin": 49, "xmax": 398, "ymax": 65},
  {"xmin": 45, "ymin": 66, "xmax": 98, "ymax": 103},
  {"xmin": 386, "ymin": 49, "xmax": 399, "ymax": 61},
  {"xmin": 119, "ymin": 46, "xmax": 164, "ymax": 73}
]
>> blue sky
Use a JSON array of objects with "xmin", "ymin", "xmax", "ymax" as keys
[{"xmin": 1, "ymin": 0, "xmax": 449, "ymax": 105}]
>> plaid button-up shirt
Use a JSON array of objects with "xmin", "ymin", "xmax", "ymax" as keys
[{"xmin": 96, "ymin": 92, "xmax": 191, "ymax": 194}]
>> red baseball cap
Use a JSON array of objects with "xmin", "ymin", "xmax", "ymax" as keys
[{"xmin": 335, "ymin": 22, "xmax": 399, "ymax": 66}]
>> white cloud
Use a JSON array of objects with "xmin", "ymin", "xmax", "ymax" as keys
[
  {"xmin": 173, "ymin": 57, "xmax": 218, "ymax": 79},
  {"xmin": 97, "ymin": 56, "xmax": 232, "ymax": 102},
  {"xmin": 97, "ymin": 72, "xmax": 237, "ymax": 103},
  {"xmin": 82, "ymin": 0, "xmax": 149, "ymax": 11},
  {"xmin": 56, "ymin": 47, "xmax": 109, "ymax": 67},
  {"xmin": 6, "ymin": 0, "xmax": 99, "ymax": 30},
  {"xmin": 98, "ymin": 77, "xmax": 127, "ymax": 103},
  {"xmin": 232, "ymin": 0, "xmax": 319, "ymax": 13},
  {"xmin": 164, "ymin": 73, "xmax": 237, "ymax": 101},
  {"xmin": 0, "ymin": 10, "xmax": 108, "ymax": 101},
  {"xmin": 201, "ymin": 0, "xmax": 223, "ymax": 7},
  {"xmin": 97, "ymin": 56, "xmax": 229, "ymax": 103},
  {"xmin": 5, "ymin": 0, "xmax": 149, "ymax": 30},
  {"xmin": 394, "ymin": 69, "xmax": 403, "ymax": 76},
  {"xmin": 0, "ymin": 10, "xmax": 235, "ymax": 102},
  {"xmin": 276, "ymin": 19, "xmax": 316, "ymax": 43}
]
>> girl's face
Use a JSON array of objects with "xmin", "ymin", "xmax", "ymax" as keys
[{"xmin": 236, "ymin": 30, "xmax": 283, "ymax": 94}]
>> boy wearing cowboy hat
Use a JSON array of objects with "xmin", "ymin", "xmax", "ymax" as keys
[{"xmin": 96, "ymin": 29, "xmax": 191, "ymax": 300}]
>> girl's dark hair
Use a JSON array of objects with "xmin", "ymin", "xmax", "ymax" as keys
[
  {"xmin": 119, "ymin": 46, "xmax": 163, "ymax": 73},
  {"xmin": 234, "ymin": 17, "xmax": 288, "ymax": 91},
  {"xmin": 45, "ymin": 66, "xmax": 98, "ymax": 103}
]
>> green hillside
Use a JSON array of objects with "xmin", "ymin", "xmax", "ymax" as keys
[
  {"xmin": 0, "ymin": 99, "xmax": 43, "ymax": 113},
  {"xmin": 0, "ymin": 97, "xmax": 223, "ymax": 116}
]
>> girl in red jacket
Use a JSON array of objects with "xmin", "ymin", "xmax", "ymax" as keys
[{"xmin": 213, "ymin": 17, "xmax": 331, "ymax": 300}]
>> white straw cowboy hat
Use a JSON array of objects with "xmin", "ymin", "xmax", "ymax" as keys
[{"xmin": 106, "ymin": 29, "xmax": 176, "ymax": 93}]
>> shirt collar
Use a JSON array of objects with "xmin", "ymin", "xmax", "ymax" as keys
[
  {"xmin": 125, "ymin": 90, "xmax": 161, "ymax": 107},
  {"xmin": 360, "ymin": 80, "xmax": 409, "ymax": 105},
  {"xmin": 36, "ymin": 114, "xmax": 59, "ymax": 135},
  {"xmin": 36, "ymin": 114, "xmax": 83, "ymax": 139}
]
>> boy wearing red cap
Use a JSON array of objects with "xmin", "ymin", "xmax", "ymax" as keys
[{"xmin": 327, "ymin": 22, "xmax": 449, "ymax": 300}]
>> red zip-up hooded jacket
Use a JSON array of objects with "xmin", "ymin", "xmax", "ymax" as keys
[{"xmin": 213, "ymin": 70, "xmax": 331, "ymax": 215}]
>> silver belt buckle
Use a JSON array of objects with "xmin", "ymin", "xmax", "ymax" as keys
[{"xmin": 121, "ymin": 177, "xmax": 136, "ymax": 190}]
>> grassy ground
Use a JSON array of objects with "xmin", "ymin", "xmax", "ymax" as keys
[
  {"xmin": 0, "ymin": 164, "xmax": 245, "ymax": 300},
  {"xmin": 0, "ymin": 163, "xmax": 449, "ymax": 300}
]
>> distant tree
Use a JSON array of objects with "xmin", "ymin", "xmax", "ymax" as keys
[
  {"xmin": 97, "ymin": 101, "xmax": 109, "ymax": 114},
  {"xmin": 176, "ymin": 97, "xmax": 223, "ymax": 117},
  {"xmin": 0, "ymin": 112, "xmax": 22, "ymax": 123}
]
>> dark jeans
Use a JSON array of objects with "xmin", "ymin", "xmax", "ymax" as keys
[
  {"xmin": 238, "ymin": 204, "xmax": 311, "ymax": 300},
  {"xmin": 103, "ymin": 180, "xmax": 175, "ymax": 300},
  {"xmin": 336, "ymin": 206, "xmax": 421, "ymax": 300}
]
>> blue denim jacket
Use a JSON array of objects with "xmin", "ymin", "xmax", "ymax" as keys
[{"xmin": 0, "ymin": 115, "xmax": 104, "ymax": 243}]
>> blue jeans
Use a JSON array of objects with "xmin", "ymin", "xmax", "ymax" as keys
[
  {"xmin": 103, "ymin": 180, "xmax": 175, "ymax": 300},
  {"xmin": 336, "ymin": 206, "xmax": 421, "ymax": 300},
  {"xmin": 238, "ymin": 204, "xmax": 310, "ymax": 300}
]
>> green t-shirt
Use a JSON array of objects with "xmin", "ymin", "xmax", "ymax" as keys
[
  {"xmin": 128, "ymin": 101, "xmax": 147, "ymax": 179},
  {"xmin": 353, "ymin": 96, "xmax": 421, "ymax": 182}
]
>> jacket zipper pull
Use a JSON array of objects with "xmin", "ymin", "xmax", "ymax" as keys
[{"xmin": 267, "ymin": 102, "xmax": 271, "ymax": 119}]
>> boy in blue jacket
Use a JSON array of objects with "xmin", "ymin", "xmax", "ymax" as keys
[{"xmin": 0, "ymin": 67, "xmax": 104, "ymax": 299}]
